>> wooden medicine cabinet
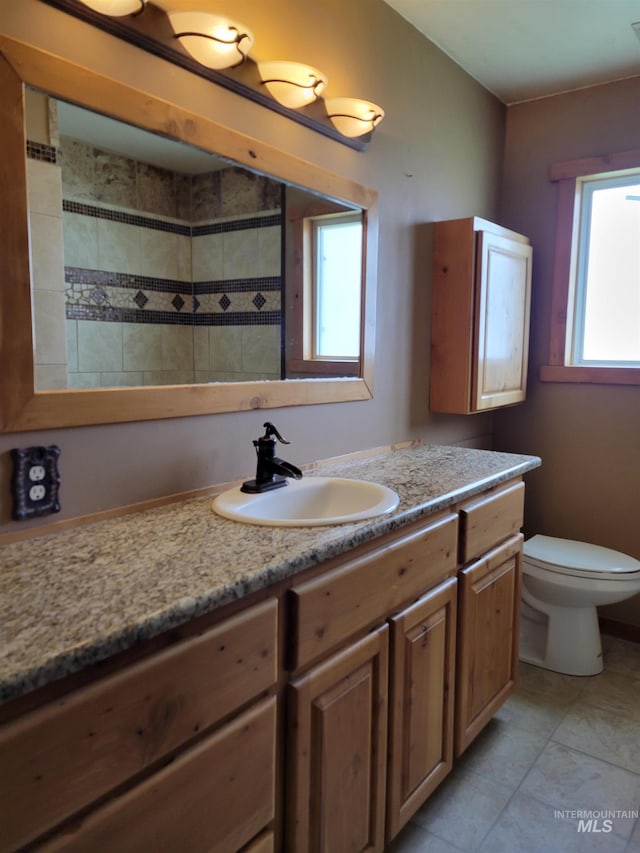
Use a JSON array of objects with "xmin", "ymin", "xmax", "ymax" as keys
[{"xmin": 430, "ymin": 217, "xmax": 532, "ymax": 414}]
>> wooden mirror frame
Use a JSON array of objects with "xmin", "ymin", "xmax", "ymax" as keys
[{"xmin": 0, "ymin": 35, "xmax": 378, "ymax": 432}]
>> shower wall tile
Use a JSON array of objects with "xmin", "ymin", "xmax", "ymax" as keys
[
  {"xmin": 177, "ymin": 234, "xmax": 192, "ymax": 282},
  {"xmin": 97, "ymin": 218, "xmax": 141, "ymax": 275},
  {"xmin": 142, "ymin": 369, "xmax": 194, "ymax": 386},
  {"xmin": 191, "ymin": 171, "xmax": 221, "ymax": 221},
  {"xmin": 68, "ymin": 372, "xmax": 101, "ymax": 389},
  {"xmin": 161, "ymin": 325, "xmax": 194, "ymax": 372},
  {"xmin": 63, "ymin": 211, "xmax": 99, "ymax": 269},
  {"xmin": 258, "ymin": 225, "xmax": 282, "ymax": 276},
  {"xmin": 29, "ymin": 212, "xmax": 65, "ymax": 294},
  {"xmin": 33, "ymin": 289, "xmax": 67, "ymax": 365},
  {"xmin": 223, "ymin": 228, "xmax": 258, "ymax": 279},
  {"xmin": 59, "ymin": 138, "xmax": 95, "ymax": 201},
  {"xmin": 34, "ymin": 364, "xmax": 68, "ymax": 391},
  {"xmin": 139, "ymin": 228, "xmax": 179, "ymax": 280},
  {"xmin": 241, "ymin": 324, "xmax": 280, "ymax": 375},
  {"xmin": 137, "ymin": 162, "xmax": 179, "ymax": 218},
  {"xmin": 193, "ymin": 327, "xmax": 210, "ymax": 372},
  {"xmin": 65, "ymin": 319, "xmax": 78, "ymax": 373},
  {"xmin": 209, "ymin": 325, "xmax": 243, "ymax": 371},
  {"xmin": 26, "ymin": 158, "xmax": 62, "ymax": 216},
  {"xmin": 100, "ymin": 371, "xmax": 144, "ymax": 388},
  {"xmin": 94, "ymin": 150, "xmax": 137, "ymax": 208},
  {"xmin": 176, "ymin": 173, "xmax": 193, "ymax": 222},
  {"xmin": 192, "ymin": 232, "xmax": 224, "ymax": 281},
  {"xmin": 123, "ymin": 324, "xmax": 163, "ymax": 372},
  {"xmin": 77, "ymin": 319, "xmax": 123, "ymax": 373}
]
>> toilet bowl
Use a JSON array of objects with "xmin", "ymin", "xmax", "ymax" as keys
[{"xmin": 520, "ymin": 535, "xmax": 640, "ymax": 676}]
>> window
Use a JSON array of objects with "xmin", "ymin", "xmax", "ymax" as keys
[
  {"xmin": 543, "ymin": 149, "xmax": 640, "ymax": 384},
  {"xmin": 284, "ymin": 200, "xmax": 367, "ymax": 379},
  {"xmin": 311, "ymin": 213, "xmax": 362, "ymax": 360}
]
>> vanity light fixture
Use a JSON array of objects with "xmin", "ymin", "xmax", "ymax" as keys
[
  {"xmin": 167, "ymin": 11, "xmax": 254, "ymax": 70},
  {"xmin": 39, "ymin": 0, "xmax": 384, "ymax": 149},
  {"xmin": 325, "ymin": 97, "xmax": 385, "ymax": 138},
  {"xmin": 77, "ymin": 0, "xmax": 145, "ymax": 14},
  {"xmin": 258, "ymin": 61, "xmax": 327, "ymax": 109}
]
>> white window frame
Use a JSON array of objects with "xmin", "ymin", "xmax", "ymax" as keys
[{"xmin": 309, "ymin": 211, "xmax": 363, "ymax": 361}]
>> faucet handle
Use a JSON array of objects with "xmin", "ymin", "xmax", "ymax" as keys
[{"xmin": 262, "ymin": 422, "xmax": 291, "ymax": 445}]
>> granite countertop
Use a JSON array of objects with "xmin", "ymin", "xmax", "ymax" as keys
[{"xmin": 0, "ymin": 444, "xmax": 541, "ymax": 705}]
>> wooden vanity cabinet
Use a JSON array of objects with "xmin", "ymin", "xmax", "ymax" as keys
[
  {"xmin": 430, "ymin": 217, "xmax": 532, "ymax": 414},
  {"xmin": 0, "ymin": 599, "xmax": 279, "ymax": 853},
  {"xmin": 286, "ymin": 513, "xmax": 459, "ymax": 852},
  {"xmin": 454, "ymin": 481, "xmax": 525, "ymax": 756}
]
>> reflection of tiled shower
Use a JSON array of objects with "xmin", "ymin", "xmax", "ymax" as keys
[{"xmin": 25, "ymin": 96, "xmax": 283, "ymax": 390}]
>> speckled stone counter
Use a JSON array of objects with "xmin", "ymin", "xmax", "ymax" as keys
[{"xmin": 0, "ymin": 444, "xmax": 540, "ymax": 705}]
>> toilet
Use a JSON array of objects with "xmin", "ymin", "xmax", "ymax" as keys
[{"xmin": 520, "ymin": 535, "xmax": 640, "ymax": 676}]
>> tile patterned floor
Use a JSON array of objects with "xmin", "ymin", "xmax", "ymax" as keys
[{"xmin": 388, "ymin": 635, "xmax": 640, "ymax": 853}]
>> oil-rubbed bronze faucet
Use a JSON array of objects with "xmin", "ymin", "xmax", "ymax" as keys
[{"xmin": 241, "ymin": 422, "xmax": 303, "ymax": 493}]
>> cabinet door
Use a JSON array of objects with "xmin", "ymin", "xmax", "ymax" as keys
[
  {"xmin": 287, "ymin": 626, "xmax": 388, "ymax": 853},
  {"xmin": 473, "ymin": 231, "xmax": 532, "ymax": 411},
  {"xmin": 386, "ymin": 578, "xmax": 457, "ymax": 841},
  {"xmin": 455, "ymin": 534, "xmax": 523, "ymax": 756}
]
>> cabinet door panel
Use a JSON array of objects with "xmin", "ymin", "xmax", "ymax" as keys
[
  {"xmin": 42, "ymin": 696, "xmax": 277, "ymax": 853},
  {"xmin": 474, "ymin": 231, "xmax": 532, "ymax": 411},
  {"xmin": 455, "ymin": 535, "xmax": 523, "ymax": 756},
  {"xmin": 287, "ymin": 626, "xmax": 388, "ymax": 853},
  {"xmin": 387, "ymin": 578, "xmax": 457, "ymax": 841}
]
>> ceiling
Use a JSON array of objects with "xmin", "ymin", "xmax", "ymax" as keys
[{"xmin": 383, "ymin": 0, "xmax": 640, "ymax": 104}]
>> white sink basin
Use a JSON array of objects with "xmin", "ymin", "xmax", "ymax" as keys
[{"xmin": 212, "ymin": 477, "xmax": 400, "ymax": 527}]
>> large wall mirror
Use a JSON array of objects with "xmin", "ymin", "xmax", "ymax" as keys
[{"xmin": 0, "ymin": 36, "xmax": 378, "ymax": 432}]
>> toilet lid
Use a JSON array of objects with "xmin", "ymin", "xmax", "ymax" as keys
[{"xmin": 524, "ymin": 535, "xmax": 640, "ymax": 579}]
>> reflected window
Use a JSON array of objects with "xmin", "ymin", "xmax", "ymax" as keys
[{"xmin": 311, "ymin": 213, "xmax": 362, "ymax": 360}]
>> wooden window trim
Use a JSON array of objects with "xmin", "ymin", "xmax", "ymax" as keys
[{"xmin": 541, "ymin": 148, "xmax": 640, "ymax": 386}]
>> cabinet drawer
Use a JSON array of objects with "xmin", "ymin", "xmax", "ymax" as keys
[
  {"xmin": 290, "ymin": 513, "xmax": 458, "ymax": 670},
  {"xmin": 0, "ymin": 598, "xmax": 278, "ymax": 852},
  {"xmin": 42, "ymin": 696, "xmax": 277, "ymax": 853},
  {"xmin": 459, "ymin": 481, "xmax": 524, "ymax": 564}
]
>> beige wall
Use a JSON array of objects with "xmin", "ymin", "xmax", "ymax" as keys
[
  {"xmin": 495, "ymin": 77, "xmax": 640, "ymax": 624},
  {"xmin": 0, "ymin": 0, "xmax": 504, "ymax": 534}
]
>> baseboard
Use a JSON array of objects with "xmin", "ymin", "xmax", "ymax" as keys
[{"xmin": 599, "ymin": 617, "xmax": 640, "ymax": 644}]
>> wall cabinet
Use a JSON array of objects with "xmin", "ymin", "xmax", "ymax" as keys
[
  {"xmin": 430, "ymin": 216, "xmax": 532, "ymax": 414},
  {"xmin": 0, "ymin": 477, "xmax": 527, "ymax": 852}
]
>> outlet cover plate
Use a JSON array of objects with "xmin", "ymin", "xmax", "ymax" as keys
[{"xmin": 11, "ymin": 445, "xmax": 61, "ymax": 520}]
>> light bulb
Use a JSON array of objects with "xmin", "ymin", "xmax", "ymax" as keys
[
  {"xmin": 325, "ymin": 98, "xmax": 384, "ymax": 138},
  {"xmin": 258, "ymin": 61, "xmax": 327, "ymax": 109},
  {"xmin": 168, "ymin": 12, "xmax": 254, "ymax": 70}
]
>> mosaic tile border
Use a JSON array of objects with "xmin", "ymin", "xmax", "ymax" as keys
[
  {"xmin": 26, "ymin": 141, "xmax": 58, "ymax": 164},
  {"xmin": 66, "ymin": 268, "xmax": 193, "ymax": 294},
  {"xmin": 65, "ymin": 266, "xmax": 281, "ymax": 327},
  {"xmin": 192, "ymin": 214, "xmax": 282, "ymax": 236},
  {"xmin": 193, "ymin": 277, "xmax": 281, "ymax": 295},
  {"xmin": 67, "ymin": 305, "xmax": 281, "ymax": 326},
  {"xmin": 63, "ymin": 199, "xmax": 192, "ymax": 236}
]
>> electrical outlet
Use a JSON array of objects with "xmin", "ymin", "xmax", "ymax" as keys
[{"xmin": 10, "ymin": 446, "xmax": 61, "ymax": 521}]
